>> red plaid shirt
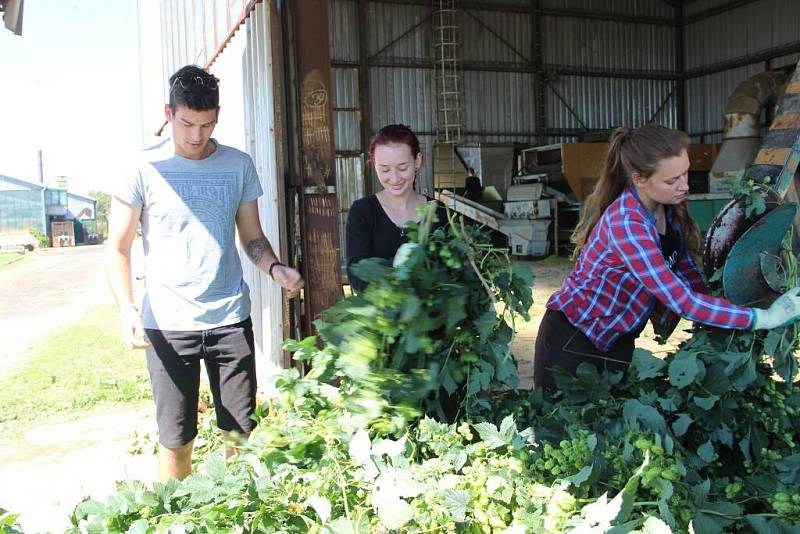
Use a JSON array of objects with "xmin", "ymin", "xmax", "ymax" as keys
[{"xmin": 547, "ymin": 186, "xmax": 754, "ymax": 352}]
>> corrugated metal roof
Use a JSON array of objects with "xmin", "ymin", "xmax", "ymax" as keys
[
  {"xmin": 683, "ymin": 0, "xmax": 744, "ymax": 18},
  {"xmin": 0, "ymin": 175, "xmax": 46, "ymax": 191},
  {"xmin": 543, "ymin": 15, "xmax": 675, "ymax": 71},
  {"xmin": 541, "ymin": 0, "xmax": 673, "ymax": 18}
]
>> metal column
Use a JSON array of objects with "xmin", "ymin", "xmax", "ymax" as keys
[{"xmin": 291, "ymin": 0, "xmax": 344, "ymax": 333}]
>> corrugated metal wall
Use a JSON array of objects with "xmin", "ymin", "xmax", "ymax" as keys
[{"xmin": 684, "ymin": 0, "xmax": 800, "ymax": 142}]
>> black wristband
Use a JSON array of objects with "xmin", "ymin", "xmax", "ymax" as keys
[{"xmin": 268, "ymin": 261, "xmax": 285, "ymax": 279}]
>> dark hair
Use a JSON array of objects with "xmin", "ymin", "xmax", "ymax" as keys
[
  {"xmin": 168, "ymin": 65, "xmax": 219, "ymax": 113},
  {"xmin": 572, "ymin": 124, "xmax": 700, "ymax": 259},
  {"xmin": 368, "ymin": 124, "xmax": 421, "ymax": 163}
]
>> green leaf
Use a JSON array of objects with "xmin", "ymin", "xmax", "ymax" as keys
[
  {"xmin": 697, "ymin": 439, "xmax": 715, "ymax": 463},
  {"xmin": 763, "ymin": 329, "xmax": 783, "ymax": 356},
  {"xmin": 441, "ymin": 489, "xmax": 470, "ymax": 522},
  {"xmin": 566, "ymin": 464, "xmax": 593, "ymax": 487},
  {"xmin": 630, "ymin": 348, "xmax": 667, "ymax": 380},
  {"xmin": 499, "ymin": 415, "xmax": 517, "ymax": 443},
  {"xmin": 720, "ymin": 351, "xmax": 751, "ymax": 374},
  {"xmin": 126, "ymin": 519, "xmax": 150, "ymax": 534},
  {"xmin": 774, "ymin": 453, "xmax": 800, "ymax": 485},
  {"xmin": 694, "ymin": 395, "xmax": 718, "ymax": 410},
  {"xmin": 693, "ymin": 502, "xmax": 740, "ymax": 534},
  {"xmin": 622, "ymin": 399, "xmax": 667, "ymax": 434},
  {"xmin": 375, "ymin": 495, "xmax": 414, "ymax": 530},
  {"xmin": 473, "ymin": 421, "xmax": 506, "ymax": 448},
  {"xmin": 400, "ymin": 295, "xmax": 422, "ymax": 322},
  {"xmin": 348, "ymin": 429, "xmax": 372, "ymax": 466},
  {"xmin": 672, "ymin": 413, "xmax": 693, "ymax": 437},
  {"xmin": 474, "ymin": 308, "xmax": 497, "ymax": 338},
  {"xmin": 743, "ymin": 515, "xmax": 800, "ymax": 534},
  {"xmin": 638, "ymin": 516, "xmax": 674, "ymax": 534},
  {"xmin": 445, "ymin": 295, "xmax": 467, "ymax": 332},
  {"xmin": 324, "ymin": 516, "xmax": 368, "ymax": 534},
  {"xmin": 204, "ymin": 454, "xmax": 226, "ymax": 481},
  {"xmin": 306, "ymin": 493, "xmax": 331, "ymax": 523},
  {"xmin": 692, "ymin": 479, "xmax": 711, "ymax": 506},
  {"xmin": 732, "ymin": 358, "xmax": 757, "ymax": 391},
  {"xmin": 668, "ymin": 351, "xmax": 699, "ymax": 388}
]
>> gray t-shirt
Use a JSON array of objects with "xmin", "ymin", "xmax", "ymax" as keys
[{"xmin": 115, "ymin": 138, "xmax": 263, "ymax": 330}]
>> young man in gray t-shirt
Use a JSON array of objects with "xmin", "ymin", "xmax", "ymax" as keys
[{"xmin": 107, "ymin": 65, "xmax": 303, "ymax": 482}]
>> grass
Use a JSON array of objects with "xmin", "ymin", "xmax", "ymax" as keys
[
  {"xmin": 0, "ymin": 303, "xmax": 151, "ymax": 439},
  {"xmin": 0, "ymin": 251, "xmax": 28, "ymax": 271}
]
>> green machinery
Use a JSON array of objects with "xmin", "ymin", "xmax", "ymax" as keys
[{"xmin": 703, "ymin": 60, "xmax": 800, "ymax": 307}]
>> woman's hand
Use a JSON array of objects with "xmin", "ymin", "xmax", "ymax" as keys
[{"xmin": 753, "ymin": 287, "xmax": 800, "ymax": 330}]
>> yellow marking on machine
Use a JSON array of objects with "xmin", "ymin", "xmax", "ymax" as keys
[
  {"xmin": 769, "ymin": 113, "xmax": 800, "ymax": 130},
  {"xmin": 784, "ymin": 81, "xmax": 800, "ymax": 94},
  {"xmin": 754, "ymin": 147, "xmax": 790, "ymax": 165}
]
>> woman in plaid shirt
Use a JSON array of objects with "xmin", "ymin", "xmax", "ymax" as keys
[{"xmin": 533, "ymin": 124, "xmax": 800, "ymax": 392}]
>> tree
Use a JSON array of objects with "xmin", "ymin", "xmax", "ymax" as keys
[{"xmin": 89, "ymin": 190, "xmax": 111, "ymax": 224}]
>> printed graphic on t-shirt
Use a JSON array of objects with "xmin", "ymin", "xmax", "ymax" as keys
[
  {"xmin": 160, "ymin": 173, "xmax": 237, "ymax": 298},
  {"xmin": 666, "ymin": 250, "xmax": 679, "ymax": 271}
]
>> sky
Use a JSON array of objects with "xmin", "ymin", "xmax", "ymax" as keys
[{"xmin": 0, "ymin": 0, "xmax": 142, "ymax": 195}]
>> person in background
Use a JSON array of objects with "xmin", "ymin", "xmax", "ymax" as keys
[
  {"xmin": 107, "ymin": 64, "xmax": 303, "ymax": 482},
  {"xmin": 345, "ymin": 124, "xmax": 447, "ymax": 292},
  {"xmin": 533, "ymin": 123, "xmax": 800, "ymax": 392},
  {"xmin": 463, "ymin": 167, "xmax": 483, "ymax": 202}
]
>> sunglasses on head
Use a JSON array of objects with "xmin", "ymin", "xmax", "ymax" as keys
[{"xmin": 171, "ymin": 74, "xmax": 219, "ymax": 91}]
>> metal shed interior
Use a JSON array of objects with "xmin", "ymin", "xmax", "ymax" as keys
[{"xmin": 327, "ymin": 0, "xmax": 800, "ymax": 208}]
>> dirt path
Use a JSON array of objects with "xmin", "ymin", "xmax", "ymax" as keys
[
  {"xmin": 0, "ymin": 244, "xmax": 158, "ymax": 533},
  {"xmin": 0, "ymin": 245, "xmax": 110, "ymax": 379}
]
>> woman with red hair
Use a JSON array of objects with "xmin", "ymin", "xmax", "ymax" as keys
[{"xmin": 345, "ymin": 124, "xmax": 445, "ymax": 291}]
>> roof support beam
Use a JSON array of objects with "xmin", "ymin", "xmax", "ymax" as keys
[{"xmin": 684, "ymin": 0, "xmax": 759, "ymax": 24}]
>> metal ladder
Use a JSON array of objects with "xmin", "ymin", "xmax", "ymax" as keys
[{"xmin": 432, "ymin": 0, "xmax": 464, "ymax": 145}]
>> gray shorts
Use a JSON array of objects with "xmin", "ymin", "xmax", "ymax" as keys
[{"xmin": 144, "ymin": 318, "xmax": 257, "ymax": 448}]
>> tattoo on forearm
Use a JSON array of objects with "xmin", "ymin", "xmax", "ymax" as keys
[{"xmin": 246, "ymin": 237, "xmax": 273, "ymax": 265}]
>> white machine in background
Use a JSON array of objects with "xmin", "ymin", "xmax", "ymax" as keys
[{"xmin": 435, "ymin": 183, "xmax": 558, "ymax": 257}]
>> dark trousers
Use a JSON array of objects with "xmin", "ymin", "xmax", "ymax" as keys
[{"xmin": 533, "ymin": 309, "xmax": 638, "ymax": 392}]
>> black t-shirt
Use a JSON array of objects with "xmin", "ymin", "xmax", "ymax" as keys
[
  {"xmin": 345, "ymin": 195, "xmax": 447, "ymax": 291},
  {"xmin": 660, "ymin": 218, "xmax": 682, "ymax": 272}
]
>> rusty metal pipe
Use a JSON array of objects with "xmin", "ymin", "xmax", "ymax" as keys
[{"xmin": 723, "ymin": 71, "xmax": 788, "ymax": 140}]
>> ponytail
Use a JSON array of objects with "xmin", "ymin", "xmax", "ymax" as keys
[
  {"xmin": 571, "ymin": 127, "xmax": 631, "ymax": 259},
  {"xmin": 570, "ymin": 124, "xmax": 698, "ymax": 261}
]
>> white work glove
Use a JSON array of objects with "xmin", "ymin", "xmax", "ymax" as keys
[{"xmin": 753, "ymin": 287, "xmax": 800, "ymax": 330}]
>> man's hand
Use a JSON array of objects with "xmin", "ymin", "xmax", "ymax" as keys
[
  {"xmin": 120, "ymin": 305, "xmax": 151, "ymax": 349},
  {"xmin": 271, "ymin": 264, "xmax": 304, "ymax": 298}
]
